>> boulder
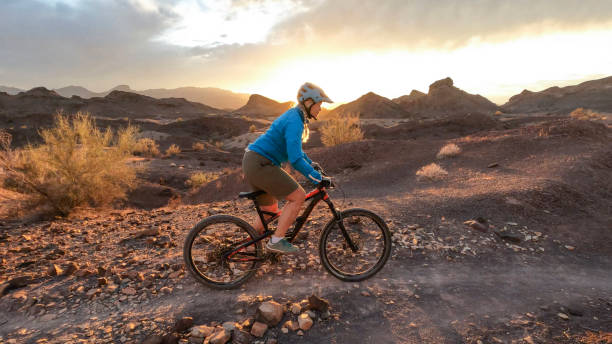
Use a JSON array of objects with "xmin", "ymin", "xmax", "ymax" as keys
[
  {"xmin": 250, "ymin": 322, "xmax": 268, "ymax": 338},
  {"xmin": 190, "ymin": 325, "xmax": 214, "ymax": 338},
  {"xmin": 174, "ymin": 317, "xmax": 194, "ymax": 332},
  {"xmin": 256, "ymin": 301, "xmax": 284, "ymax": 326},
  {"xmin": 298, "ymin": 314, "xmax": 313, "ymax": 331},
  {"xmin": 308, "ymin": 294, "xmax": 330, "ymax": 312},
  {"xmin": 209, "ymin": 329, "xmax": 231, "ymax": 344}
]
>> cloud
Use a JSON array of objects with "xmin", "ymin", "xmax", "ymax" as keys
[
  {"xmin": 269, "ymin": 0, "xmax": 612, "ymax": 51},
  {"xmin": 0, "ymin": 0, "xmax": 184, "ymax": 89}
]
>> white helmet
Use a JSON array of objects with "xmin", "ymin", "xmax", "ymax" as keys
[{"xmin": 297, "ymin": 82, "xmax": 333, "ymax": 104}]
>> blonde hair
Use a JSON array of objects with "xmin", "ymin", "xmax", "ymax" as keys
[{"xmin": 302, "ymin": 124, "xmax": 310, "ymax": 143}]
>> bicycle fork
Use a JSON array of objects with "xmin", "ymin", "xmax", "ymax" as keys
[{"xmin": 324, "ymin": 198, "xmax": 359, "ymax": 252}]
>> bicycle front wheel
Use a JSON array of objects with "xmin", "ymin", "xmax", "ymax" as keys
[
  {"xmin": 319, "ymin": 208, "xmax": 392, "ymax": 282},
  {"xmin": 183, "ymin": 215, "xmax": 263, "ymax": 289}
]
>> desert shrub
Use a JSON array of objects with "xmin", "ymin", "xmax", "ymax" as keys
[
  {"xmin": 249, "ymin": 124, "xmax": 257, "ymax": 133},
  {"xmin": 570, "ymin": 108, "xmax": 604, "ymax": 120},
  {"xmin": 0, "ymin": 112, "xmax": 138, "ymax": 215},
  {"xmin": 416, "ymin": 163, "xmax": 448, "ymax": 181},
  {"xmin": 186, "ymin": 171, "xmax": 216, "ymax": 189},
  {"xmin": 165, "ymin": 144, "xmax": 181, "ymax": 156},
  {"xmin": 192, "ymin": 142, "xmax": 205, "ymax": 151},
  {"xmin": 133, "ymin": 138, "xmax": 160, "ymax": 157},
  {"xmin": 436, "ymin": 143, "xmax": 461, "ymax": 159},
  {"xmin": 320, "ymin": 114, "xmax": 364, "ymax": 147}
]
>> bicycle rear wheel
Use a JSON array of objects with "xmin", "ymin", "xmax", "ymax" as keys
[
  {"xmin": 183, "ymin": 215, "xmax": 263, "ymax": 289},
  {"xmin": 319, "ymin": 208, "xmax": 392, "ymax": 282}
]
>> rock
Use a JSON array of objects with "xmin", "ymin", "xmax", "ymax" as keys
[
  {"xmin": 0, "ymin": 276, "xmax": 31, "ymax": 298},
  {"xmin": 63, "ymin": 262, "xmax": 79, "ymax": 275},
  {"xmin": 320, "ymin": 310, "xmax": 331, "ymax": 320},
  {"xmin": 463, "ymin": 219, "xmax": 488, "ymax": 233},
  {"xmin": 493, "ymin": 229, "xmax": 522, "ymax": 243},
  {"xmin": 297, "ymin": 330, "xmax": 304, "ymax": 336},
  {"xmin": 265, "ymin": 339, "xmax": 277, "ymax": 344},
  {"xmin": 135, "ymin": 228, "xmax": 159, "ymax": 239},
  {"xmin": 256, "ymin": 301, "xmax": 284, "ymax": 326},
  {"xmin": 86, "ymin": 288, "xmax": 100, "ymax": 299},
  {"xmin": 160, "ymin": 286, "xmax": 172, "ymax": 294},
  {"xmin": 565, "ymin": 305, "xmax": 584, "ymax": 316},
  {"xmin": 232, "ymin": 329, "xmax": 253, "ymax": 344},
  {"xmin": 97, "ymin": 266, "xmax": 107, "ymax": 276},
  {"xmin": 282, "ymin": 320, "xmax": 299, "ymax": 331},
  {"xmin": 122, "ymin": 287, "xmax": 137, "ymax": 295},
  {"xmin": 97, "ymin": 278, "xmax": 108, "ymax": 286},
  {"xmin": 222, "ymin": 322, "xmax": 237, "ymax": 332},
  {"xmin": 190, "ymin": 325, "xmax": 214, "ymax": 338},
  {"xmin": 280, "ymin": 328, "xmax": 288, "ymax": 334},
  {"xmin": 142, "ymin": 335, "xmax": 163, "ymax": 344},
  {"xmin": 306, "ymin": 310, "xmax": 316, "ymax": 319},
  {"xmin": 174, "ymin": 317, "xmax": 194, "ymax": 332},
  {"xmin": 209, "ymin": 329, "xmax": 231, "ymax": 344},
  {"xmin": 308, "ymin": 294, "xmax": 330, "ymax": 312},
  {"xmin": 557, "ymin": 313, "xmax": 569, "ymax": 320},
  {"xmin": 162, "ymin": 333, "xmax": 179, "ymax": 344},
  {"xmin": 48, "ymin": 264, "xmax": 63, "ymax": 276},
  {"xmin": 298, "ymin": 314, "xmax": 313, "ymax": 330},
  {"xmin": 565, "ymin": 245, "xmax": 575, "ymax": 251},
  {"xmin": 250, "ymin": 322, "xmax": 268, "ymax": 337},
  {"xmin": 290, "ymin": 303, "xmax": 301, "ymax": 315}
]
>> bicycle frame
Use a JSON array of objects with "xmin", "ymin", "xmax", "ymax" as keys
[{"xmin": 224, "ymin": 187, "xmax": 358, "ymax": 262}]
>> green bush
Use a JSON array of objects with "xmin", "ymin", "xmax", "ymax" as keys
[{"xmin": 0, "ymin": 112, "xmax": 138, "ymax": 215}]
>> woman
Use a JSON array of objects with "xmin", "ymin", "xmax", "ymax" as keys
[{"xmin": 242, "ymin": 82, "xmax": 333, "ymax": 254}]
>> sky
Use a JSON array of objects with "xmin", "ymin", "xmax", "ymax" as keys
[{"xmin": 1, "ymin": 0, "xmax": 612, "ymax": 105}]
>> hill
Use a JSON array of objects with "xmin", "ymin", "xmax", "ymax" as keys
[
  {"xmin": 0, "ymin": 88, "xmax": 225, "ymax": 119},
  {"xmin": 501, "ymin": 75, "xmax": 612, "ymax": 114},
  {"xmin": 393, "ymin": 77, "xmax": 499, "ymax": 117},
  {"xmin": 326, "ymin": 92, "xmax": 413, "ymax": 119},
  {"xmin": 232, "ymin": 94, "xmax": 293, "ymax": 118}
]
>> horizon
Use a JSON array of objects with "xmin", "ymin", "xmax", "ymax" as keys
[{"xmin": 2, "ymin": 1, "xmax": 612, "ymax": 106}]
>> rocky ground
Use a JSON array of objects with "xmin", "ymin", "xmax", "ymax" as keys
[{"xmin": 1, "ymin": 116, "xmax": 611, "ymax": 343}]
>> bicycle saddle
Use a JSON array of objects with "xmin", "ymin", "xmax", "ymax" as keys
[{"xmin": 238, "ymin": 190, "xmax": 266, "ymax": 199}]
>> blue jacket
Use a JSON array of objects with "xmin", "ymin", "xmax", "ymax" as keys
[{"xmin": 248, "ymin": 107, "xmax": 322, "ymax": 184}]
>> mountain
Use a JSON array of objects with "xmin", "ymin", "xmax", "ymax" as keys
[
  {"xmin": 54, "ymin": 85, "xmax": 105, "ymax": 98},
  {"xmin": 326, "ymin": 92, "xmax": 412, "ymax": 119},
  {"xmin": 393, "ymin": 77, "xmax": 499, "ymax": 117},
  {"xmin": 139, "ymin": 87, "xmax": 249, "ymax": 110},
  {"xmin": 0, "ymin": 87, "xmax": 226, "ymax": 119},
  {"xmin": 49, "ymin": 84, "xmax": 250, "ymax": 110},
  {"xmin": 0, "ymin": 86, "xmax": 24, "ymax": 95},
  {"xmin": 501, "ymin": 76, "xmax": 612, "ymax": 114},
  {"xmin": 232, "ymin": 94, "xmax": 293, "ymax": 118}
]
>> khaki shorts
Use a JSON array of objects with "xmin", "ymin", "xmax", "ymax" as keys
[{"xmin": 242, "ymin": 150, "xmax": 302, "ymax": 206}]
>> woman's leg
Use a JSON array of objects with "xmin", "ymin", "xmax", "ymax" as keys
[
  {"xmin": 273, "ymin": 187, "xmax": 306, "ymax": 239},
  {"xmin": 252, "ymin": 202, "xmax": 278, "ymax": 234}
]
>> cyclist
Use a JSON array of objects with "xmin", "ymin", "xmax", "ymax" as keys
[{"xmin": 242, "ymin": 82, "xmax": 333, "ymax": 254}]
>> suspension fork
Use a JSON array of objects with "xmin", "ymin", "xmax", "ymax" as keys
[{"xmin": 324, "ymin": 198, "xmax": 359, "ymax": 252}]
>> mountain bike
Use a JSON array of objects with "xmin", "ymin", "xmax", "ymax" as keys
[{"xmin": 183, "ymin": 169, "xmax": 392, "ymax": 289}]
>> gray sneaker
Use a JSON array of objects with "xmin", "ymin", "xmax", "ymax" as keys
[{"xmin": 266, "ymin": 238, "xmax": 299, "ymax": 254}]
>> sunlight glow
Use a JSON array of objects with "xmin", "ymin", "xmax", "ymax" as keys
[{"xmin": 237, "ymin": 27, "xmax": 612, "ymax": 105}]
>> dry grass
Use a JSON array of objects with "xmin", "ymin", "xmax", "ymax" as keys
[
  {"xmin": 192, "ymin": 142, "xmax": 205, "ymax": 151},
  {"xmin": 416, "ymin": 163, "xmax": 448, "ymax": 181},
  {"xmin": 0, "ymin": 112, "xmax": 138, "ymax": 215},
  {"xmin": 320, "ymin": 114, "xmax": 364, "ymax": 147},
  {"xmin": 133, "ymin": 138, "xmax": 160, "ymax": 157},
  {"xmin": 436, "ymin": 143, "xmax": 461, "ymax": 159},
  {"xmin": 570, "ymin": 108, "xmax": 606, "ymax": 121},
  {"xmin": 165, "ymin": 144, "xmax": 181, "ymax": 156},
  {"xmin": 186, "ymin": 171, "xmax": 217, "ymax": 189}
]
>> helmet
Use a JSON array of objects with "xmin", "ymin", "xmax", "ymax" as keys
[{"xmin": 297, "ymin": 82, "xmax": 333, "ymax": 104}]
